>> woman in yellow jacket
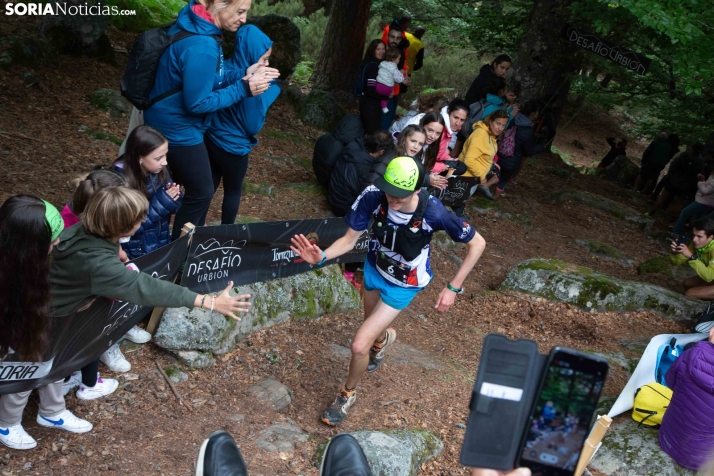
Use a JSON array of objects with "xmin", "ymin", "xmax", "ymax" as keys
[{"xmin": 454, "ymin": 110, "xmax": 509, "ymax": 217}]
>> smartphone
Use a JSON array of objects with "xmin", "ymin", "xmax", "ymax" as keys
[
  {"xmin": 675, "ymin": 235, "xmax": 689, "ymax": 247},
  {"xmin": 517, "ymin": 348, "xmax": 609, "ymax": 476}
]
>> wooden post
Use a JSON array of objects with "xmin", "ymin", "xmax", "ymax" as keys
[
  {"xmin": 575, "ymin": 415, "xmax": 612, "ymax": 476},
  {"xmin": 146, "ymin": 223, "xmax": 195, "ymax": 335}
]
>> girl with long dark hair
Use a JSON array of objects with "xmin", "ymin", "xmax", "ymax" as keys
[
  {"xmin": 0, "ymin": 196, "xmax": 93, "ymax": 450},
  {"xmin": 358, "ymin": 39, "xmax": 390, "ymax": 134},
  {"xmin": 112, "ymin": 125, "xmax": 181, "ymax": 261}
]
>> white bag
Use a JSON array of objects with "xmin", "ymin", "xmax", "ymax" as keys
[{"xmin": 117, "ymin": 107, "xmax": 144, "ymax": 157}]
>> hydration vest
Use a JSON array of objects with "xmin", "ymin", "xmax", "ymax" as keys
[{"xmin": 371, "ymin": 189, "xmax": 433, "ymax": 262}]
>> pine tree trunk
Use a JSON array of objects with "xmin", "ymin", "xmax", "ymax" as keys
[
  {"xmin": 309, "ymin": 0, "xmax": 372, "ymax": 91},
  {"xmin": 511, "ymin": 0, "xmax": 581, "ymax": 126}
]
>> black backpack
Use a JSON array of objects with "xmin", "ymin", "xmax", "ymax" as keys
[
  {"xmin": 353, "ymin": 62, "xmax": 376, "ymax": 99},
  {"xmin": 120, "ymin": 22, "xmax": 221, "ymax": 110},
  {"xmin": 372, "ymin": 189, "xmax": 432, "ymax": 261}
]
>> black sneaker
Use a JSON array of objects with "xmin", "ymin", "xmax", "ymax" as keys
[
  {"xmin": 322, "ymin": 389, "xmax": 357, "ymax": 426},
  {"xmin": 320, "ymin": 433, "xmax": 372, "ymax": 476},
  {"xmin": 695, "ymin": 301, "xmax": 714, "ymax": 333},
  {"xmin": 195, "ymin": 430, "xmax": 247, "ymax": 476},
  {"xmin": 367, "ymin": 328, "xmax": 397, "ymax": 373}
]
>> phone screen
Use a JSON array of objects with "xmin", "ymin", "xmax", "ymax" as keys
[{"xmin": 519, "ymin": 350, "xmax": 608, "ymax": 476}]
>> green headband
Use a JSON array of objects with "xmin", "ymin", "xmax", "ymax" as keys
[{"xmin": 42, "ymin": 200, "xmax": 63, "ymax": 241}]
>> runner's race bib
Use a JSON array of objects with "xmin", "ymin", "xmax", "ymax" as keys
[{"xmin": 376, "ymin": 250, "xmax": 416, "ymax": 285}]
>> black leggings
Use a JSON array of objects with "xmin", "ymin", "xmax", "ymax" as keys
[
  {"xmin": 167, "ymin": 142, "xmax": 215, "ymax": 240},
  {"xmin": 65, "ymin": 359, "xmax": 99, "ymax": 387},
  {"xmin": 360, "ymin": 98, "xmax": 383, "ymax": 134},
  {"xmin": 205, "ymin": 135, "xmax": 250, "ymax": 225}
]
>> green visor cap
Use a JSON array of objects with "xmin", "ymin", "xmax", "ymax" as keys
[
  {"xmin": 374, "ymin": 156, "xmax": 424, "ymax": 198},
  {"xmin": 43, "ymin": 200, "xmax": 63, "ymax": 241}
]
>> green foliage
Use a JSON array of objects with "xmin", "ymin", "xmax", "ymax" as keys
[
  {"xmin": 248, "ymin": 0, "xmax": 305, "ymax": 18},
  {"xmin": 292, "ymin": 60, "xmax": 314, "ymax": 85},
  {"xmin": 106, "ymin": 0, "xmax": 185, "ymax": 31},
  {"xmin": 292, "ymin": 9, "xmax": 329, "ymax": 62}
]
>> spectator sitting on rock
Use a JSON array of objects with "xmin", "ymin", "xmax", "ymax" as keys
[
  {"xmin": 659, "ymin": 327, "xmax": 714, "ymax": 471},
  {"xmin": 670, "ymin": 217, "xmax": 714, "ymax": 301},
  {"xmin": 597, "ymin": 137, "xmax": 628, "ymax": 169},
  {"xmin": 464, "ymin": 54, "xmax": 512, "ymax": 106},
  {"xmin": 649, "ymin": 142, "xmax": 704, "ymax": 216},
  {"xmin": 672, "ymin": 166, "xmax": 714, "ymax": 237},
  {"xmin": 634, "ymin": 132, "xmax": 672, "ymax": 194}
]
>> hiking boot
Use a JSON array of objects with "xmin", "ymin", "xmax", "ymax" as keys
[
  {"xmin": 100, "ymin": 344, "xmax": 131, "ymax": 372},
  {"xmin": 367, "ymin": 328, "xmax": 396, "ymax": 373},
  {"xmin": 36, "ymin": 410, "xmax": 92, "ymax": 434},
  {"xmin": 695, "ymin": 301, "xmax": 714, "ymax": 333},
  {"xmin": 76, "ymin": 375, "xmax": 119, "ymax": 401},
  {"xmin": 322, "ymin": 388, "xmax": 357, "ymax": 426},
  {"xmin": 320, "ymin": 433, "xmax": 371, "ymax": 476},
  {"xmin": 62, "ymin": 371, "xmax": 81, "ymax": 396},
  {"xmin": 0, "ymin": 424, "xmax": 37, "ymax": 450},
  {"xmin": 195, "ymin": 430, "xmax": 247, "ymax": 476},
  {"xmin": 124, "ymin": 325, "xmax": 151, "ymax": 344}
]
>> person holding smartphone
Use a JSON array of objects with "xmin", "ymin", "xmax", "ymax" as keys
[{"xmin": 290, "ymin": 156, "xmax": 486, "ymax": 426}]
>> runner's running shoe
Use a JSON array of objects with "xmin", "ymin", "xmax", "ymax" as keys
[
  {"xmin": 322, "ymin": 388, "xmax": 356, "ymax": 426},
  {"xmin": 367, "ymin": 328, "xmax": 397, "ymax": 373}
]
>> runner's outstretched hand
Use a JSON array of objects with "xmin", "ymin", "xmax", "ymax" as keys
[
  {"xmin": 290, "ymin": 234, "xmax": 323, "ymax": 265},
  {"xmin": 435, "ymin": 287, "xmax": 457, "ymax": 312}
]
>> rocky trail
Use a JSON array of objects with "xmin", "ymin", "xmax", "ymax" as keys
[{"xmin": 0, "ymin": 23, "xmax": 701, "ymax": 476}]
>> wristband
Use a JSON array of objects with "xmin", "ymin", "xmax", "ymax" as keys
[
  {"xmin": 317, "ymin": 250, "xmax": 327, "ymax": 266},
  {"xmin": 210, "ymin": 296, "xmax": 216, "ymax": 314},
  {"xmin": 447, "ymin": 283, "xmax": 464, "ymax": 294},
  {"xmin": 201, "ymin": 294, "xmax": 207, "ymax": 309}
]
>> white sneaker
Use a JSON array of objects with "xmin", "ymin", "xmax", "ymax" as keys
[
  {"xmin": 0, "ymin": 424, "xmax": 37, "ymax": 450},
  {"xmin": 124, "ymin": 325, "xmax": 151, "ymax": 344},
  {"xmin": 76, "ymin": 375, "xmax": 119, "ymax": 400},
  {"xmin": 36, "ymin": 410, "xmax": 92, "ymax": 434},
  {"xmin": 100, "ymin": 344, "xmax": 131, "ymax": 372},
  {"xmin": 381, "ymin": 107, "xmax": 390, "ymax": 114},
  {"xmin": 62, "ymin": 371, "xmax": 81, "ymax": 396}
]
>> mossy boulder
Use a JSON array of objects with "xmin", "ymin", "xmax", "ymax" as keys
[
  {"xmin": 546, "ymin": 189, "xmax": 654, "ymax": 230},
  {"xmin": 603, "ymin": 155, "xmax": 639, "ymax": 188},
  {"xmin": 638, "ymin": 256, "xmax": 697, "ymax": 282},
  {"xmin": 314, "ymin": 429, "xmax": 443, "ymax": 476},
  {"xmin": 41, "ymin": 6, "xmax": 114, "ymax": 63},
  {"xmin": 575, "ymin": 240, "xmax": 635, "ymax": 266},
  {"xmin": 246, "ymin": 14, "xmax": 301, "ymax": 79},
  {"xmin": 589, "ymin": 418, "xmax": 695, "ymax": 475},
  {"xmin": 298, "ymin": 89, "xmax": 346, "ymax": 131},
  {"xmin": 90, "ymin": 89, "xmax": 132, "ymax": 119},
  {"xmin": 242, "ymin": 179, "xmax": 274, "ymax": 197},
  {"xmin": 500, "ymin": 259, "xmax": 704, "ymax": 321},
  {"xmin": 154, "ymin": 264, "xmax": 360, "ymax": 358}
]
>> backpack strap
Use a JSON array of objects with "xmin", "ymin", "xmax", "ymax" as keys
[
  {"xmin": 407, "ymin": 189, "xmax": 430, "ymax": 230},
  {"xmin": 147, "ymin": 32, "xmax": 223, "ymax": 108}
]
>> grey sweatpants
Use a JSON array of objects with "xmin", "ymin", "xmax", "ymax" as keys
[{"xmin": 0, "ymin": 381, "xmax": 65, "ymax": 427}]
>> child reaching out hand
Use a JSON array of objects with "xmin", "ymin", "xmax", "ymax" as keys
[{"xmin": 375, "ymin": 47, "xmax": 405, "ymax": 114}]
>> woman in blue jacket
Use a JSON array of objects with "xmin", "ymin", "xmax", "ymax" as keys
[
  {"xmin": 112, "ymin": 126, "xmax": 182, "ymax": 259},
  {"xmin": 205, "ymin": 25, "xmax": 280, "ymax": 224},
  {"xmin": 143, "ymin": 0, "xmax": 279, "ymax": 239}
]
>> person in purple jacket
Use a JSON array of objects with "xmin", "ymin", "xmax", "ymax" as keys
[{"xmin": 659, "ymin": 327, "xmax": 714, "ymax": 470}]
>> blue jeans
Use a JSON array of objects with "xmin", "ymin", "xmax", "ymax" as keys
[
  {"xmin": 380, "ymin": 96, "xmax": 399, "ymax": 130},
  {"xmin": 673, "ymin": 201, "xmax": 713, "ymax": 235}
]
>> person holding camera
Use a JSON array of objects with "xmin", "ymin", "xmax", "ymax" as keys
[{"xmin": 670, "ymin": 217, "xmax": 714, "ymax": 299}]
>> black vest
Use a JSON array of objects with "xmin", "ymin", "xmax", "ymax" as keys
[{"xmin": 371, "ymin": 190, "xmax": 433, "ymax": 262}]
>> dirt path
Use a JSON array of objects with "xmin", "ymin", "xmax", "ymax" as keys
[{"xmin": 0, "ymin": 24, "xmax": 691, "ymax": 476}]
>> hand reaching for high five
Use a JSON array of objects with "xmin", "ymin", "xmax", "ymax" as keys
[{"xmin": 290, "ymin": 234, "xmax": 324, "ymax": 265}]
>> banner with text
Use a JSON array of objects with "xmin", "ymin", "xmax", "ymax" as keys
[
  {"xmin": 181, "ymin": 218, "xmax": 369, "ymax": 293},
  {"xmin": 563, "ymin": 25, "xmax": 651, "ymax": 75},
  {"xmin": 0, "ymin": 236, "xmax": 190, "ymax": 393}
]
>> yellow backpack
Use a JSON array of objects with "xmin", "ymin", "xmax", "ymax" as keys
[{"xmin": 632, "ymin": 382, "xmax": 673, "ymax": 427}]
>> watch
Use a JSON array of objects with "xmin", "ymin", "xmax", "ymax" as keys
[{"xmin": 690, "ymin": 254, "xmax": 698, "ymax": 261}]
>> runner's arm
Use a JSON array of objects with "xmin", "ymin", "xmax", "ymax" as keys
[
  {"xmin": 435, "ymin": 233, "xmax": 486, "ymax": 312},
  {"xmin": 290, "ymin": 228, "xmax": 363, "ymax": 265}
]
